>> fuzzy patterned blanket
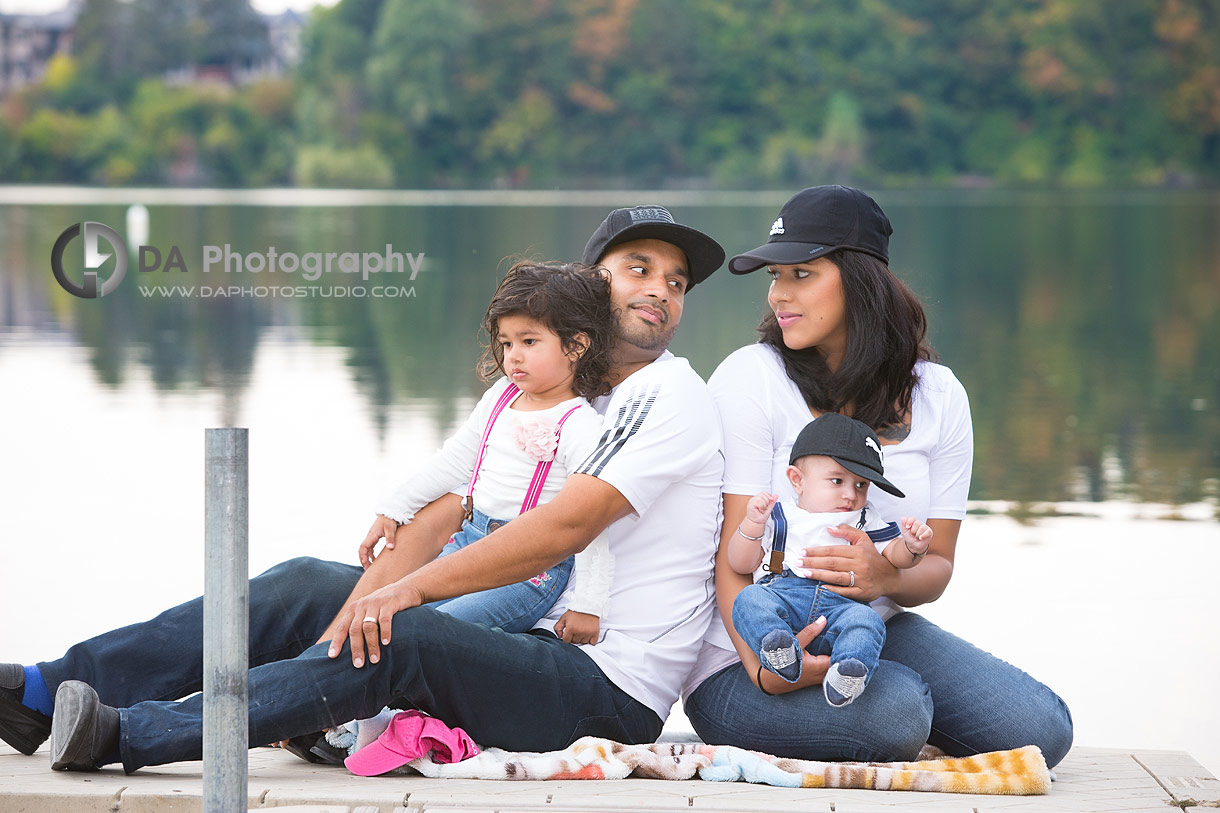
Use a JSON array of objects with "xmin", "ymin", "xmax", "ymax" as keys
[{"xmin": 402, "ymin": 737, "xmax": 1051, "ymax": 795}]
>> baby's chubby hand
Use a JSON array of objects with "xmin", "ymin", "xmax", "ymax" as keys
[
  {"xmin": 745, "ymin": 492, "xmax": 779, "ymax": 525},
  {"xmin": 900, "ymin": 517, "xmax": 933, "ymax": 554}
]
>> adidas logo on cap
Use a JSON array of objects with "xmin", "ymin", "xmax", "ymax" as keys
[{"xmin": 769, "ymin": 217, "xmax": 785, "ymax": 236}]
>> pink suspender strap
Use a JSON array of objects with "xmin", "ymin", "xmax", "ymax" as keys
[
  {"xmin": 465, "ymin": 383, "xmax": 521, "ymax": 516},
  {"xmin": 519, "ymin": 404, "xmax": 582, "ymax": 513}
]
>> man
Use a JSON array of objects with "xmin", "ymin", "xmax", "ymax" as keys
[{"xmin": 0, "ymin": 205, "xmax": 726, "ymax": 773}]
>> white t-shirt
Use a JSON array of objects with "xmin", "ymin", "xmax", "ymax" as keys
[
  {"xmin": 375, "ymin": 378, "xmax": 613, "ymax": 616},
  {"xmin": 684, "ymin": 343, "xmax": 972, "ymax": 695},
  {"xmin": 376, "ymin": 378, "xmax": 602, "ymax": 524},
  {"xmin": 534, "ymin": 351, "xmax": 723, "ymax": 719}
]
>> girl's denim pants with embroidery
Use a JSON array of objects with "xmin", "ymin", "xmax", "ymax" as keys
[{"xmin": 428, "ymin": 507, "xmax": 574, "ymax": 633}]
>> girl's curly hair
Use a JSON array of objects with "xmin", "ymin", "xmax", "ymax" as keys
[{"xmin": 478, "ymin": 261, "xmax": 614, "ymax": 401}]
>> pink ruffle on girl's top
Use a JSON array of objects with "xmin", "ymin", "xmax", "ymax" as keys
[
  {"xmin": 344, "ymin": 710, "xmax": 480, "ymax": 776},
  {"xmin": 514, "ymin": 418, "xmax": 560, "ymax": 462}
]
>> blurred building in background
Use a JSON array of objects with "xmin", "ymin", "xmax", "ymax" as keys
[
  {"xmin": 0, "ymin": 2, "xmax": 77, "ymax": 96},
  {"xmin": 0, "ymin": 1, "xmax": 301, "ymax": 96}
]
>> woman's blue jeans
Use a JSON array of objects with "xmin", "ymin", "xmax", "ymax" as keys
[
  {"xmin": 429, "ymin": 508, "xmax": 573, "ymax": 633},
  {"xmin": 684, "ymin": 611, "xmax": 1074, "ymax": 767},
  {"xmin": 37, "ymin": 557, "xmax": 660, "ymax": 772}
]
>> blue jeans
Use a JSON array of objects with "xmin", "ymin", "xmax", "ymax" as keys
[
  {"xmin": 37, "ymin": 557, "xmax": 661, "ymax": 772},
  {"xmin": 429, "ymin": 508, "xmax": 573, "ymax": 633},
  {"xmin": 685, "ymin": 611, "xmax": 1074, "ymax": 767},
  {"xmin": 732, "ymin": 574, "xmax": 885, "ymax": 685}
]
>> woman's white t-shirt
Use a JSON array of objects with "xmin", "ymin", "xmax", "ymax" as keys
[{"xmin": 683, "ymin": 342, "xmax": 973, "ymax": 694}]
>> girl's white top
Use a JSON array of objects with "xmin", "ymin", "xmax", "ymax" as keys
[
  {"xmin": 683, "ymin": 343, "xmax": 973, "ymax": 694},
  {"xmin": 376, "ymin": 377, "xmax": 613, "ymax": 617}
]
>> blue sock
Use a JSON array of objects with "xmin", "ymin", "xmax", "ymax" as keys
[{"xmin": 21, "ymin": 665, "xmax": 53, "ymax": 717}]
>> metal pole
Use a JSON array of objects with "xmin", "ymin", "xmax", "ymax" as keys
[{"xmin": 204, "ymin": 428, "xmax": 249, "ymax": 813}]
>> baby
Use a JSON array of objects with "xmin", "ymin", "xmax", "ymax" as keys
[{"xmin": 729, "ymin": 412, "xmax": 932, "ymax": 707}]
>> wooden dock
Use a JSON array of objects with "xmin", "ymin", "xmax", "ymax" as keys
[{"xmin": 2, "ymin": 742, "xmax": 1217, "ymax": 812}]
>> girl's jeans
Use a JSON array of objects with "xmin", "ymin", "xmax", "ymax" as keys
[{"xmin": 429, "ymin": 507, "xmax": 574, "ymax": 633}]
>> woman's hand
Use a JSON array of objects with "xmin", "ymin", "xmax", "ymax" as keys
[
  {"xmin": 327, "ymin": 579, "xmax": 425, "ymax": 668},
  {"xmin": 799, "ymin": 524, "xmax": 900, "ymax": 603},
  {"xmin": 755, "ymin": 615, "xmax": 831, "ymax": 695},
  {"xmin": 358, "ymin": 514, "xmax": 402, "ymax": 569}
]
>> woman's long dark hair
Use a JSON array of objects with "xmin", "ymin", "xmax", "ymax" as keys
[
  {"xmin": 478, "ymin": 260, "xmax": 613, "ymax": 401},
  {"xmin": 758, "ymin": 249, "xmax": 936, "ymax": 430}
]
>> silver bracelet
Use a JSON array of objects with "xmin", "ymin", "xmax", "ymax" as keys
[{"xmin": 736, "ymin": 524, "xmax": 765, "ymax": 542}]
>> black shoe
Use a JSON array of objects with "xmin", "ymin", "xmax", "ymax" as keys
[
  {"xmin": 49, "ymin": 681, "xmax": 119, "ymax": 772},
  {"xmin": 282, "ymin": 731, "xmax": 328, "ymax": 764},
  {"xmin": 308, "ymin": 737, "xmax": 349, "ymax": 765},
  {"xmin": 0, "ymin": 663, "xmax": 52, "ymax": 755}
]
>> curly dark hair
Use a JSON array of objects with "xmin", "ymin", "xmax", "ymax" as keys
[
  {"xmin": 758, "ymin": 249, "xmax": 937, "ymax": 431},
  {"xmin": 478, "ymin": 261, "xmax": 614, "ymax": 401}
]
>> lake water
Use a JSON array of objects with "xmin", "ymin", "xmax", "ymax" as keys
[{"xmin": 0, "ymin": 188, "xmax": 1217, "ymax": 773}]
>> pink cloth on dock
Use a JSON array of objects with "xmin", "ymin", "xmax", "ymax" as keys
[{"xmin": 345, "ymin": 710, "xmax": 480, "ymax": 776}]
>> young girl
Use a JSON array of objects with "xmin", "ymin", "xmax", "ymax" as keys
[{"xmin": 358, "ymin": 260, "xmax": 615, "ymax": 644}]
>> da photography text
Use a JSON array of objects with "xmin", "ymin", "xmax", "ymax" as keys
[{"xmin": 142, "ymin": 244, "xmax": 425, "ymax": 282}]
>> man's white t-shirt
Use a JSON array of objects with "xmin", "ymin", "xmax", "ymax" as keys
[
  {"xmin": 535, "ymin": 351, "xmax": 723, "ymax": 719},
  {"xmin": 683, "ymin": 343, "xmax": 972, "ymax": 695}
]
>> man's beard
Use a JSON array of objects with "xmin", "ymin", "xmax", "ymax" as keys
[{"xmin": 614, "ymin": 306, "xmax": 677, "ymax": 352}]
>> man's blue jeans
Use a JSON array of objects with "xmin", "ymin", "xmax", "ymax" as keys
[
  {"xmin": 37, "ymin": 557, "xmax": 661, "ymax": 773},
  {"xmin": 732, "ymin": 573, "xmax": 885, "ymax": 685},
  {"xmin": 429, "ymin": 508, "xmax": 573, "ymax": 633},
  {"xmin": 685, "ymin": 611, "xmax": 1074, "ymax": 768}
]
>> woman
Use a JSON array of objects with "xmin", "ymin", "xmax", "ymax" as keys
[{"xmin": 682, "ymin": 185, "xmax": 1073, "ymax": 766}]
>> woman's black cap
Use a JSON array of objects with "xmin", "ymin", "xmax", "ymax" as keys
[{"xmin": 729, "ymin": 186, "xmax": 892, "ymax": 274}]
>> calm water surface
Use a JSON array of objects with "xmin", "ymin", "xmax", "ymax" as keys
[{"xmin": 1, "ymin": 190, "xmax": 1217, "ymax": 771}]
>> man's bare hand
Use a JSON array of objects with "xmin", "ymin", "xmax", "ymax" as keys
[{"xmin": 327, "ymin": 580, "xmax": 425, "ymax": 667}]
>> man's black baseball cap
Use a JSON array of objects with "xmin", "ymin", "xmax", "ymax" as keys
[
  {"xmin": 583, "ymin": 205, "xmax": 725, "ymax": 290},
  {"xmin": 788, "ymin": 412, "xmax": 905, "ymax": 498},
  {"xmin": 729, "ymin": 186, "xmax": 892, "ymax": 274}
]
